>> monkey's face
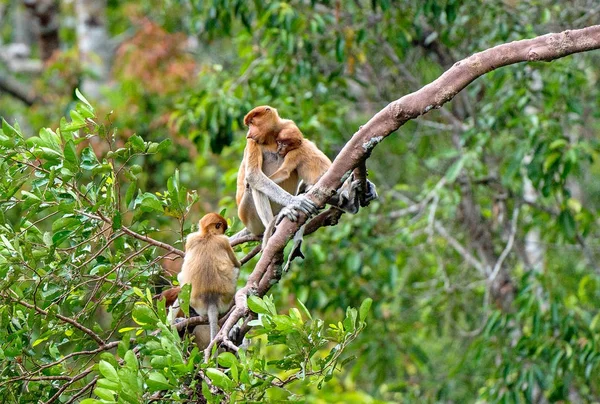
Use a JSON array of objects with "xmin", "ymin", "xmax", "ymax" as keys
[
  {"xmin": 244, "ymin": 106, "xmax": 278, "ymax": 142},
  {"xmin": 276, "ymin": 141, "xmax": 288, "ymax": 156},
  {"xmin": 276, "ymin": 138, "xmax": 301, "ymax": 155}
]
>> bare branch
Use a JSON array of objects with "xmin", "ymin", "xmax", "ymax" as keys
[
  {"xmin": 433, "ymin": 222, "xmax": 486, "ymax": 275},
  {"xmin": 7, "ymin": 294, "xmax": 106, "ymax": 346},
  {"xmin": 489, "ymin": 206, "xmax": 520, "ymax": 283},
  {"xmin": 0, "ymin": 73, "xmax": 37, "ymax": 105},
  {"xmin": 43, "ymin": 366, "xmax": 94, "ymax": 404}
]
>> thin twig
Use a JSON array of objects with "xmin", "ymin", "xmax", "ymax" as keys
[
  {"xmin": 489, "ymin": 206, "xmax": 520, "ymax": 282},
  {"xmin": 8, "ymin": 293, "xmax": 105, "ymax": 346}
]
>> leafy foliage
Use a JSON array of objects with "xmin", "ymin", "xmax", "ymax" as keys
[{"xmin": 0, "ymin": 96, "xmax": 370, "ymax": 402}]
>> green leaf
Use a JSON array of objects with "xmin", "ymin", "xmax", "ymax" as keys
[
  {"xmin": 52, "ymin": 230, "xmax": 73, "ymax": 246},
  {"xmin": 335, "ymin": 36, "xmax": 345, "ymax": 62},
  {"xmin": 97, "ymin": 379, "xmax": 120, "ymax": 390},
  {"xmin": 157, "ymin": 139, "xmax": 172, "ymax": 152},
  {"xmin": 147, "ymin": 372, "xmax": 172, "ymax": 392},
  {"xmin": 0, "ymin": 234, "xmax": 15, "ymax": 252},
  {"xmin": 64, "ymin": 140, "xmax": 79, "ymax": 169},
  {"xmin": 42, "ymin": 232, "xmax": 52, "ymax": 247},
  {"xmin": 124, "ymin": 350, "xmax": 138, "ymax": 372},
  {"xmin": 543, "ymin": 152, "xmax": 561, "ymax": 172},
  {"xmin": 218, "ymin": 352, "xmax": 238, "ymax": 368},
  {"xmin": 80, "ymin": 147, "xmax": 99, "ymax": 170},
  {"xmin": 445, "ymin": 156, "xmax": 466, "ymax": 183},
  {"xmin": 549, "ymin": 139, "xmax": 567, "ymax": 150},
  {"xmin": 140, "ymin": 194, "xmax": 164, "ymax": 213},
  {"xmin": 273, "ymin": 315, "xmax": 294, "ymax": 330},
  {"xmin": 32, "ymin": 337, "xmax": 49, "ymax": 347},
  {"xmin": 132, "ymin": 304, "xmax": 157, "ymax": 325},
  {"xmin": 99, "ymin": 360, "xmax": 119, "ymax": 382},
  {"xmin": 205, "ymin": 368, "xmax": 232, "ymax": 389},
  {"xmin": 51, "ymin": 217, "xmax": 79, "ymax": 232},
  {"xmin": 359, "ymin": 298, "xmax": 372, "ymax": 321},
  {"xmin": 112, "ymin": 212, "xmax": 122, "ymax": 231},
  {"xmin": 80, "ymin": 399, "xmax": 102, "ymax": 404},
  {"xmin": 179, "ymin": 284, "xmax": 191, "ymax": 317},
  {"xmin": 75, "ymin": 88, "xmax": 94, "ymax": 111},
  {"xmin": 69, "ymin": 110, "xmax": 86, "ymax": 128},
  {"xmin": 247, "ymin": 295, "xmax": 269, "ymax": 314},
  {"xmin": 2, "ymin": 119, "xmax": 21, "ymax": 137},
  {"xmin": 297, "ymin": 298, "xmax": 312, "ymax": 321},
  {"xmin": 39, "ymin": 128, "xmax": 61, "ymax": 151},
  {"xmin": 94, "ymin": 387, "xmax": 116, "ymax": 401},
  {"xmin": 558, "ymin": 210, "xmax": 576, "ymax": 240},
  {"xmin": 125, "ymin": 181, "xmax": 137, "ymax": 207},
  {"xmin": 21, "ymin": 191, "xmax": 40, "ymax": 202},
  {"xmin": 128, "ymin": 135, "xmax": 146, "ymax": 153}
]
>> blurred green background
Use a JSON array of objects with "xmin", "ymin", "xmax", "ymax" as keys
[{"xmin": 0, "ymin": 0, "xmax": 599, "ymax": 402}]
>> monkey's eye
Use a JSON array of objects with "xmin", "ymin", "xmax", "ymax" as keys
[
  {"xmin": 215, "ymin": 223, "xmax": 222, "ymax": 229},
  {"xmin": 265, "ymin": 107, "xmax": 271, "ymax": 112}
]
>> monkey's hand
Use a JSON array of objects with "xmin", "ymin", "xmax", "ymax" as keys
[
  {"xmin": 361, "ymin": 179, "xmax": 378, "ymax": 207},
  {"xmin": 283, "ymin": 195, "xmax": 319, "ymax": 221}
]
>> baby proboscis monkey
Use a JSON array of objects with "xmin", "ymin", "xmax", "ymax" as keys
[{"xmin": 177, "ymin": 213, "xmax": 241, "ymax": 344}]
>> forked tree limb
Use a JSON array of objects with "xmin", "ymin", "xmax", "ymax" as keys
[{"xmin": 204, "ymin": 25, "xmax": 600, "ymax": 355}]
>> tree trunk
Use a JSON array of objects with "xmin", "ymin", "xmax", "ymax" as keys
[
  {"xmin": 23, "ymin": 0, "xmax": 60, "ymax": 62},
  {"xmin": 75, "ymin": 0, "xmax": 110, "ymax": 99}
]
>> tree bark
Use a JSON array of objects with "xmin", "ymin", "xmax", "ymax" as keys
[
  {"xmin": 23, "ymin": 0, "xmax": 60, "ymax": 62},
  {"xmin": 75, "ymin": 0, "xmax": 111, "ymax": 99}
]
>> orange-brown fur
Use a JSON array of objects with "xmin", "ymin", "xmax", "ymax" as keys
[
  {"xmin": 159, "ymin": 286, "xmax": 181, "ymax": 310},
  {"xmin": 236, "ymin": 106, "xmax": 303, "ymax": 234},
  {"xmin": 269, "ymin": 129, "xmax": 332, "ymax": 186},
  {"xmin": 174, "ymin": 213, "xmax": 240, "ymax": 347},
  {"xmin": 178, "ymin": 213, "xmax": 240, "ymax": 315}
]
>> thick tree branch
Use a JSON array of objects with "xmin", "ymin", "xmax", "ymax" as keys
[
  {"xmin": 24, "ymin": 0, "xmax": 60, "ymax": 62},
  {"xmin": 0, "ymin": 74, "xmax": 37, "ymax": 105},
  {"xmin": 209, "ymin": 25, "xmax": 600, "ymax": 350}
]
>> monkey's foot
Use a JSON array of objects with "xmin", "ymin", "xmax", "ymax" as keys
[
  {"xmin": 336, "ymin": 177, "xmax": 378, "ymax": 213},
  {"xmin": 228, "ymin": 324, "xmax": 251, "ymax": 347},
  {"xmin": 361, "ymin": 179, "xmax": 378, "ymax": 207},
  {"xmin": 336, "ymin": 179, "xmax": 361, "ymax": 214},
  {"xmin": 283, "ymin": 223, "xmax": 306, "ymax": 272}
]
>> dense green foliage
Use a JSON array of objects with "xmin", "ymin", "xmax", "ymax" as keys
[{"xmin": 1, "ymin": 0, "xmax": 599, "ymax": 402}]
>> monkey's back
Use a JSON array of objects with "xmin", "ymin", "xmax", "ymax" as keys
[
  {"xmin": 179, "ymin": 234, "xmax": 238, "ymax": 315},
  {"xmin": 297, "ymin": 139, "xmax": 332, "ymax": 185}
]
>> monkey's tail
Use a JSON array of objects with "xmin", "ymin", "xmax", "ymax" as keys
[
  {"xmin": 207, "ymin": 302, "xmax": 219, "ymax": 341},
  {"xmin": 262, "ymin": 216, "xmax": 277, "ymax": 247}
]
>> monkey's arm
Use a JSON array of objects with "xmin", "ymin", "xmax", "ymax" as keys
[
  {"xmin": 245, "ymin": 141, "xmax": 318, "ymax": 220},
  {"xmin": 223, "ymin": 240, "xmax": 241, "ymax": 267},
  {"xmin": 268, "ymin": 150, "xmax": 301, "ymax": 184},
  {"xmin": 236, "ymin": 148, "xmax": 248, "ymax": 205}
]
